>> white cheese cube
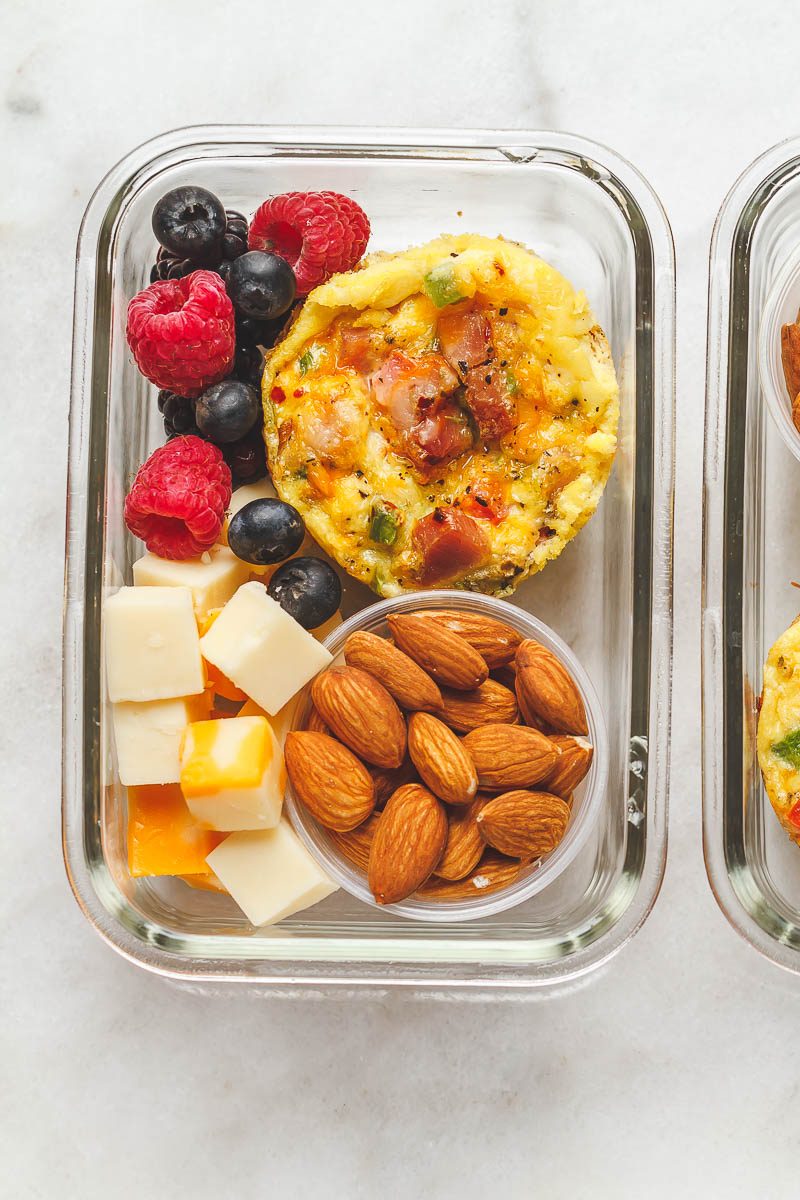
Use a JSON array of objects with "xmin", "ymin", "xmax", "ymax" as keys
[
  {"xmin": 206, "ymin": 822, "xmax": 337, "ymax": 925},
  {"xmin": 112, "ymin": 695, "xmax": 206, "ymax": 786},
  {"xmin": 199, "ymin": 582, "xmax": 332, "ymax": 715},
  {"xmin": 105, "ymin": 586, "xmax": 204, "ymax": 703},
  {"xmin": 180, "ymin": 715, "xmax": 285, "ymax": 831},
  {"xmin": 235, "ymin": 611, "xmax": 340, "ymax": 745},
  {"xmin": 133, "ymin": 546, "xmax": 250, "ymax": 619}
]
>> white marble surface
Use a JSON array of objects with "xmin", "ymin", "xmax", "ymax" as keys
[{"xmin": 4, "ymin": 0, "xmax": 800, "ymax": 1194}]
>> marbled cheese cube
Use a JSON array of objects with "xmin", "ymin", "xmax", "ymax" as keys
[
  {"xmin": 206, "ymin": 821, "xmax": 337, "ymax": 925},
  {"xmin": 199, "ymin": 582, "xmax": 332, "ymax": 714},
  {"xmin": 105, "ymin": 586, "xmax": 204, "ymax": 703},
  {"xmin": 132, "ymin": 545, "xmax": 250, "ymax": 619},
  {"xmin": 180, "ymin": 715, "xmax": 285, "ymax": 831}
]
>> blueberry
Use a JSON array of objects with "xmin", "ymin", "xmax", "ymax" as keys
[
  {"xmin": 152, "ymin": 186, "xmax": 226, "ymax": 263},
  {"xmin": 268, "ymin": 557, "xmax": 342, "ymax": 630},
  {"xmin": 226, "ymin": 251, "xmax": 296, "ymax": 320},
  {"xmin": 228, "ymin": 499, "xmax": 305, "ymax": 567},
  {"xmin": 195, "ymin": 379, "xmax": 260, "ymax": 444}
]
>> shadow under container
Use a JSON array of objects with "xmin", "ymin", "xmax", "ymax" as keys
[{"xmin": 63, "ymin": 127, "xmax": 674, "ymax": 991}]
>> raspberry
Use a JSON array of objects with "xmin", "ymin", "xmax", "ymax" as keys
[
  {"xmin": 124, "ymin": 436, "xmax": 232, "ymax": 560},
  {"xmin": 126, "ymin": 271, "xmax": 235, "ymax": 398},
  {"xmin": 248, "ymin": 191, "xmax": 370, "ymax": 295}
]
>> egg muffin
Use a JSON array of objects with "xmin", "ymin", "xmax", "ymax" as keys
[
  {"xmin": 261, "ymin": 234, "xmax": 619, "ymax": 597},
  {"xmin": 758, "ymin": 615, "xmax": 800, "ymax": 842}
]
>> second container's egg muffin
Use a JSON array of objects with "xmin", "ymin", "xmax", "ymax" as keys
[
  {"xmin": 758, "ymin": 614, "xmax": 800, "ymax": 843},
  {"xmin": 262, "ymin": 234, "xmax": 619, "ymax": 596}
]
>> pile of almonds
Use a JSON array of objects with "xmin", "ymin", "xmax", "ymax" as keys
[{"xmin": 284, "ymin": 609, "xmax": 594, "ymax": 907}]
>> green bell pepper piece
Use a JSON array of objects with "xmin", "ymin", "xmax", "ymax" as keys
[
  {"xmin": 369, "ymin": 503, "xmax": 399, "ymax": 546},
  {"xmin": 423, "ymin": 264, "xmax": 465, "ymax": 308},
  {"xmin": 772, "ymin": 729, "xmax": 800, "ymax": 768}
]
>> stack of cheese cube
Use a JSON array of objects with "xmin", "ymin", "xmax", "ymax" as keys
[{"xmin": 106, "ymin": 491, "xmax": 339, "ymax": 927}]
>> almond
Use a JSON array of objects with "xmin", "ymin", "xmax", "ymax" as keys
[
  {"xmin": 424, "ymin": 610, "xmax": 522, "ymax": 668},
  {"xmin": 285, "ymin": 731, "xmax": 376, "ymax": 832},
  {"xmin": 407, "ymin": 711, "xmax": 478, "ymax": 806},
  {"xmin": 462, "ymin": 724, "xmax": 558, "ymax": 790},
  {"xmin": 343, "ymin": 630, "xmax": 442, "ymax": 712},
  {"xmin": 439, "ymin": 679, "xmax": 519, "ymax": 732},
  {"xmin": 368, "ymin": 783, "xmax": 447, "ymax": 904},
  {"xmin": 476, "ymin": 790, "xmax": 570, "ymax": 859},
  {"xmin": 434, "ymin": 797, "xmax": 486, "ymax": 880},
  {"xmin": 387, "ymin": 613, "xmax": 488, "ymax": 691},
  {"xmin": 542, "ymin": 735, "xmax": 593, "ymax": 799},
  {"xmin": 418, "ymin": 849, "xmax": 524, "ymax": 899},
  {"xmin": 328, "ymin": 811, "xmax": 381, "ymax": 872},
  {"xmin": 305, "ymin": 703, "xmax": 332, "ymax": 737},
  {"xmin": 782, "ymin": 319, "xmax": 800, "ymax": 405},
  {"xmin": 311, "ymin": 665, "xmax": 407, "ymax": 769},
  {"xmin": 515, "ymin": 640, "xmax": 588, "ymax": 735},
  {"xmin": 369, "ymin": 757, "xmax": 419, "ymax": 808}
]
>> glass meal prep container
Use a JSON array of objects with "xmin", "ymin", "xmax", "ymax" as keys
[
  {"xmin": 704, "ymin": 136, "xmax": 800, "ymax": 974},
  {"xmin": 63, "ymin": 127, "xmax": 674, "ymax": 990}
]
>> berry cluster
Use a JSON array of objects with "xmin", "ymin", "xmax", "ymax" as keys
[{"xmin": 121, "ymin": 181, "xmax": 367, "ymax": 624}]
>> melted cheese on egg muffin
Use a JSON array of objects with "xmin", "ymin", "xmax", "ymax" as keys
[
  {"xmin": 758, "ymin": 614, "xmax": 800, "ymax": 843},
  {"xmin": 261, "ymin": 234, "xmax": 619, "ymax": 596}
]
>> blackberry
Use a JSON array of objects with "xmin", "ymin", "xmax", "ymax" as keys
[
  {"xmin": 150, "ymin": 209, "xmax": 249, "ymax": 285},
  {"xmin": 221, "ymin": 209, "xmax": 248, "ymax": 261},
  {"xmin": 158, "ymin": 390, "xmax": 202, "ymax": 439},
  {"xmin": 237, "ymin": 314, "xmax": 286, "ymax": 348},
  {"xmin": 231, "ymin": 342, "xmax": 265, "ymax": 389},
  {"xmin": 150, "ymin": 246, "xmax": 195, "ymax": 282},
  {"xmin": 223, "ymin": 424, "xmax": 267, "ymax": 485}
]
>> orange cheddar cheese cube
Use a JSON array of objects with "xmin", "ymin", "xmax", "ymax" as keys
[{"xmin": 127, "ymin": 784, "xmax": 224, "ymax": 878}]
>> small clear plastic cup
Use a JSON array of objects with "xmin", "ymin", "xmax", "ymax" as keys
[
  {"xmin": 284, "ymin": 590, "xmax": 609, "ymax": 923},
  {"xmin": 758, "ymin": 247, "xmax": 800, "ymax": 462}
]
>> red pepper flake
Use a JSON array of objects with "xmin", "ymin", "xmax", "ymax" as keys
[
  {"xmin": 789, "ymin": 799, "xmax": 800, "ymax": 830},
  {"xmin": 293, "ymin": 388, "xmax": 305, "ymax": 398},
  {"xmin": 271, "ymin": 386, "xmax": 286, "ymax": 404}
]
